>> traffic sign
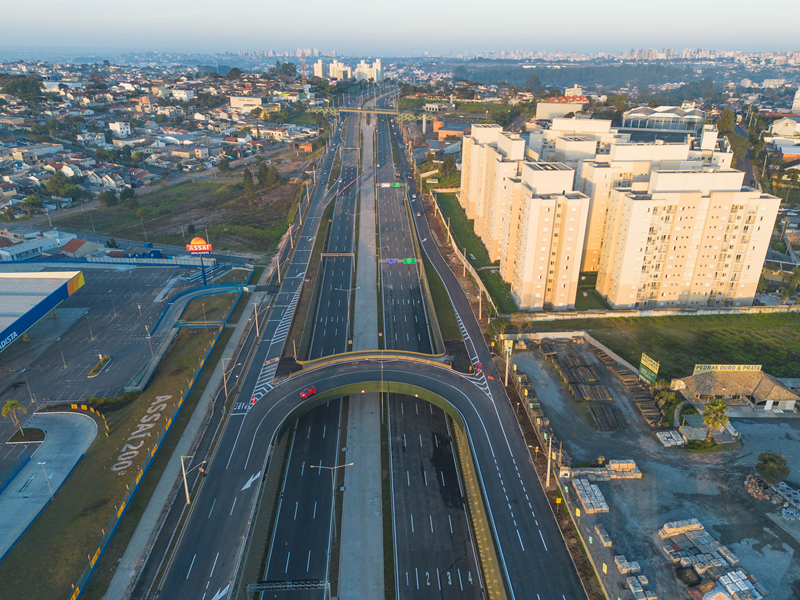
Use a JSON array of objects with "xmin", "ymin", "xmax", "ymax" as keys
[
  {"xmin": 386, "ymin": 258, "xmax": 399, "ymax": 264},
  {"xmin": 380, "ymin": 183, "xmax": 391, "ymax": 188},
  {"xmin": 391, "ymin": 183, "xmax": 402, "ymax": 187},
  {"xmin": 403, "ymin": 258, "xmax": 416, "ymax": 264}
]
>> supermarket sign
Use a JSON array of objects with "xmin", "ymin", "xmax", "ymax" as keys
[
  {"xmin": 639, "ymin": 353, "xmax": 659, "ymax": 384},
  {"xmin": 186, "ymin": 237, "xmax": 212, "ymax": 255}
]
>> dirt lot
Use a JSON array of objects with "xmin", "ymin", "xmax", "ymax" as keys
[{"xmin": 512, "ymin": 342, "xmax": 800, "ymax": 599}]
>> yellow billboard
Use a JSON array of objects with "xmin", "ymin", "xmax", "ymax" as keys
[
  {"xmin": 641, "ymin": 353, "xmax": 660, "ymax": 373},
  {"xmin": 693, "ymin": 364, "xmax": 762, "ymax": 375}
]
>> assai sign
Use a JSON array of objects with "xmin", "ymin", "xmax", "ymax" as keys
[
  {"xmin": 639, "ymin": 353, "xmax": 659, "ymax": 385},
  {"xmin": 186, "ymin": 236, "xmax": 212, "ymax": 255}
]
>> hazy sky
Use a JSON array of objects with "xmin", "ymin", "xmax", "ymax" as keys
[{"xmin": 3, "ymin": 0, "xmax": 798, "ymax": 56}]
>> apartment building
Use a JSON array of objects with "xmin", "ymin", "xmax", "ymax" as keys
[
  {"xmin": 501, "ymin": 163, "xmax": 589, "ymax": 310},
  {"xmin": 596, "ymin": 168, "xmax": 779, "ymax": 309},
  {"xmin": 354, "ymin": 59, "xmax": 383, "ymax": 82},
  {"xmin": 328, "ymin": 60, "xmax": 352, "ymax": 81},
  {"xmin": 313, "ymin": 59, "xmax": 324, "ymax": 78},
  {"xmin": 459, "ymin": 125, "xmax": 525, "ymax": 261},
  {"xmin": 577, "ymin": 126, "xmax": 733, "ymax": 271}
]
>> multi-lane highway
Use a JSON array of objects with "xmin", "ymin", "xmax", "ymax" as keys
[{"xmin": 153, "ymin": 90, "xmax": 587, "ymax": 600}]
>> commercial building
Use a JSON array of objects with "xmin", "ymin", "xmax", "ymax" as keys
[
  {"xmin": 672, "ymin": 369, "xmax": 798, "ymax": 411},
  {"xmin": 595, "ymin": 168, "xmax": 779, "ymax": 309},
  {"xmin": 620, "ymin": 106, "xmax": 705, "ymax": 134},
  {"xmin": 535, "ymin": 95, "xmax": 590, "ymax": 120},
  {"xmin": 230, "ymin": 96, "xmax": 263, "ymax": 112}
]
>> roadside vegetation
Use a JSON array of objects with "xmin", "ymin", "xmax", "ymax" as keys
[{"xmin": 179, "ymin": 292, "xmax": 239, "ymax": 322}]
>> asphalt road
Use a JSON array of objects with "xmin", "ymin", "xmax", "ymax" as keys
[{"xmin": 155, "ymin": 115, "xmax": 346, "ymax": 600}]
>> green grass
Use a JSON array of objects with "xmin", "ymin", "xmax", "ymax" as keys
[
  {"xmin": 215, "ymin": 268, "xmax": 251, "ymax": 284},
  {"xmin": 422, "ymin": 170, "xmax": 461, "ymax": 194},
  {"xmin": 435, "ymin": 193, "xmax": 492, "ymax": 268},
  {"xmin": 523, "ymin": 313, "xmax": 800, "ymax": 380},
  {"xmin": 0, "ymin": 329, "xmax": 219, "ymax": 600},
  {"xmin": 329, "ymin": 151, "xmax": 342, "ymax": 190},
  {"xmin": 421, "ymin": 252, "xmax": 461, "ymax": 340},
  {"xmin": 574, "ymin": 289, "xmax": 610, "ymax": 311},
  {"xmin": 52, "ymin": 180, "xmax": 300, "ymax": 257},
  {"xmin": 227, "ymin": 292, "xmax": 252, "ymax": 325},
  {"xmin": 478, "ymin": 270, "xmax": 517, "ymax": 314},
  {"xmin": 180, "ymin": 292, "xmax": 238, "ymax": 322},
  {"xmin": 685, "ymin": 439, "xmax": 727, "ymax": 453},
  {"xmin": 8, "ymin": 428, "xmax": 45, "ymax": 443}
]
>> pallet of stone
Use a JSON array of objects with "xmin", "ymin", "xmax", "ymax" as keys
[
  {"xmin": 656, "ymin": 430, "xmax": 685, "ymax": 448},
  {"xmin": 588, "ymin": 405, "xmax": 627, "ymax": 431},
  {"xmin": 615, "ymin": 555, "xmax": 641, "ymax": 575},
  {"xmin": 594, "ymin": 523, "xmax": 613, "ymax": 547},
  {"xmin": 540, "ymin": 343, "xmax": 557, "ymax": 357},
  {"xmin": 658, "ymin": 518, "xmax": 703, "ymax": 539},
  {"xmin": 720, "ymin": 571, "xmax": 763, "ymax": 600}
]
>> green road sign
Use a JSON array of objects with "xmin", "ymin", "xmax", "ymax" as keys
[
  {"xmin": 403, "ymin": 258, "xmax": 416, "ymax": 264},
  {"xmin": 392, "ymin": 183, "xmax": 402, "ymax": 187}
]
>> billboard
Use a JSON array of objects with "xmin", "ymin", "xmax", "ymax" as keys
[
  {"xmin": 693, "ymin": 364, "xmax": 762, "ymax": 375},
  {"xmin": 186, "ymin": 237, "xmax": 212, "ymax": 255},
  {"xmin": 639, "ymin": 353, "xmax": 659, "ymax": 385}
]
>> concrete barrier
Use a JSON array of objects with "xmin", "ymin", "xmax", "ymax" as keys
[{"xmin": 295, "ymin": 349, "xmax": 449, "ymax": 374}]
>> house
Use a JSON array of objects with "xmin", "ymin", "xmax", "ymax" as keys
[
  {"xmin": 109, "ymin": 122, "xmax": 131, "ymax": 138},
  {"xmin": 124, "ymin": 244, "xmax": 162, "ymax": 259},
  {"xmin": 672, "ymin": 369, "xmax": 798, "ymax": 411},
  {"xmin": 769, "ymin": 117, "xmax": 800, "ymax": 137},
  {"xmin": 61, "ymin": 237, "xmax": 104, "ymax": 257},
  {"xmin": 0, "ymin": 236, "xmax": 59, "ymax": 261}
]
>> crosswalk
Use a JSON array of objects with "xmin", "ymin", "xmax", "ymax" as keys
[
  {"xmin": 250, "ymin": 357, "xmax": 279, "ymax": 406},
  {"xmin": 454, "ymin": 304, "xmax": 493, "ymax": 397},
  {"xmin": 269, "ymin": 288, "xmax": 301, "ymax": 348}
]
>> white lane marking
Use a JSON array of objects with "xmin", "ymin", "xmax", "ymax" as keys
[
  {"xmin": 458, "ymin": 568, "xmax": 463, "ymax": 591},
  {"xmin": 207, "ymin": 498, "xmax": 216, "ymax": 519},
  {"xmin": 423, "ymin": 471, "xmax": 428, "ymax": 486},
  {"xmin": 429, "ymin": 514, "xmax": 434, "ymax": 533},
  {"xmin": 186, "ymin": 554, "xmax": 196, "ymax": 579},
  {"xmin": 294, "ymin": 501, "xmax": 299, "ymax": 520},
  {"xmin": 407, "ymin": 471, "xmax": 410, "ymax": 486},
  {"xmin": 516, "ymin": 530, "xmax": 525, "ymax": 551},
  {"xmin": 241, "ymin": 471, "xmax": 261, "ymax": 491},
  {"xmin": 448, "ymin": 514, "xmax": 454, "ymax": 533},
  {"xmin": 229, "ymin": 496, "xmax": 237, "ymax": 515},
  {"xmin": 313, "ymin": 501, "xmax": 317, "ymax": 519},
  {"xmin": 539, "ymin": 530, "xmax": 548, "ymax": 551},
  {"xmin": 306, "ymin": 551, "xmax": 312, "ymax": 572},
  {"xmin": 285, "ymin": 552, "xmax": 291, "ymax": 573},
  {"xmin": 415, "ymin": 568, "xmax": 420, "ymax": 590},
  {"xmin": 209, "ymin": 552, "xmax": 219, "ymax": 578},
  {"xmin": 410, "ymin": 514, "xmax": 414, "ymax": 533},
  {"xmin": 210, "ymin": 585, "xmax": 230, "ymax": 600},
  {"xmin": 441, "ymin": 471, "xmax": 445, "ymax": 486},
  {"xmin": 300, "ymin": 461, "xmax": 305, "ymax": 476}
]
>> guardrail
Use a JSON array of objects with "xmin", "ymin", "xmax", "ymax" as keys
[{"xmin": 294, "ymin": 348, "xmax": 448, "ymax": 373}]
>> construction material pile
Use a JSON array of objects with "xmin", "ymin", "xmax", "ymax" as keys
[
  {"xmin": 594, "ymin": 523, "xmax": 613, "ymax": 547},
  {"xmin": 659, "ymin": 519, "xmax": 767, "ymax": 599},
  {"xmin": 627, "ymin": 575, "xmax": 657, "ymax": 600},
  {"xmin": 743, "ymin": 474, "xmax": 782, "ymax": 503},
  {"xmin": 571, "ymin": 459, "xmax": 642, "ymax": 482},
  {"xmin": 573, "ymin": 478, "xmax": 609, "ymax": 514},
  {"xmin": 588, "ymin": 404, "xmax": 627, "ymax": 431},
  {"xmin": 615, "ymin": 554, "xmax": 641, "ymax": 575},
  {"xmin": 656, "ymin": 430, "xmax": 686, "ymax": 448}
]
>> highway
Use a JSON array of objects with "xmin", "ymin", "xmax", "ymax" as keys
[
  {"xmin": 155, "ymin": 92, "xmax": 587, "ymax": 600},
  {"xmin": 155, "ymin": 114, "xmax": 348, "ymax": 600}
]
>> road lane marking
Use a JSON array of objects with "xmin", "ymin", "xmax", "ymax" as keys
[
  {"xmin": 313, "ymin": 501, "xmax": 317, "ymax": 518},
  {"xmin": 294, "ymin": 501, "xmax": 299, "ymax": 520},
  {"xmin": 285, "ymin": 552, "xmax": 290, "ymax": 573},
  {"xmin": 516, "ymin": 529, "xmax": 525, "ymax": 551},
  {"xmin": 306, "ymin": 551, "xmax": 311, "ymax": 572},
  {"xmin": 230, "ymin": 496, "xmax": 237, "ymax": 515},
  {"xmin": 186, "ymin": 554, "xmax": 196, "ymax": 579},
  {"xmin": 209, "ymin": 552, "xmax": 219, "ymax": 578},
  {"xmin": 448, "ymin": 515, "xmax": 453, "ymax": 533},
  {"xmin": 410, "ymin": 514, "xmax": 414, "ymax": 533},
  {"xmin": 207, "ymin": 498, "xmax": 215, "ymax": 519},
  {"xmin": 429, "ymin": 515, "xmax": 434, "ymax": 532},
  {"xmin": 539, "ymin": 530, "xmax": 548, "ymax": 551}
]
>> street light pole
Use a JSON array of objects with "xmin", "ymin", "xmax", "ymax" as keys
[
  {"xmin": 221, "ymin": 358, "xmax": 241, "ymax": 402},
  {"xmin": 310, "ymin": 462, "xmax": 353, "ymax": 543},
  {"xmin": 252, "ymin": 302, "xmax": 260, "ymax": 337},
  {"xmin": 181, "ymin": 455, "xmax": 193, "ymax": 505},
  {"xmin": 202, "ymin": 302, "xmax": 207, "ymax": 327},
  {"xmin": 39, "ymin": 462, "xmax": 54, "ymax": 499},
  {"xmin": 56, "ymin": 337, "xmax": 67, "ymax": 369}
]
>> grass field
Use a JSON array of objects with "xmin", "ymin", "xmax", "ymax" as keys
[
  {"xmin": 524, "ymin": 313, "xmax": 800, "ymax": 380},
  {"xmin": 434, "ymin": 193, "xmax": 492, "ymax": 268},
  {"xmin": 52, "ymin": 179, "xmax": 301, "ymax": 257},
  {"xmin": 422, "ymin": 252, "xmax": 461, "ymax": 340},
  {"xmin": 214, "ymin": 268, "xmax": 252, "ymax": 285},
  {"xmin": 0, "ymin": 329, "xmax": 218, "ymax": 600},
  {"xmin": 180, "ymin": 292, "xmax": 238, "ymax": 322}
]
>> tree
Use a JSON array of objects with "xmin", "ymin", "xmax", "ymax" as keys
[
  {"xmin": 524, "ymin": 73, "xmax": 543, "ymax": 93},
  {"xmin": 119, "ymin": 187, "xmax": 135, "ymax": 202},
  {"xmin": 281, "ymin": 62, "xmax": 297, "ymax": 77},
  {"xmin": 62, "ymin": 184, "xmax": 82, "ymax": 200},
  {"xmin": 131, "ymin": 151, "xmax": 145, "ymax": 165},
  {"xmin": 97, "ymin": 191, "xmax": 117, "ymax": 207},
  {"xmin": 154, "ymin": 113, "xmax": 167, "ymax": 123},
  {"xmin": 242, "ymin": 167, "xmax": 254, "ymax": 197},
  {"xmin": 187, "ymin": 224, "xmax": 196, "ymax": 236},
  {"xmin": 46, "ymin": 171, "xmax": 68, "ymax": 196},
  {"xmin": 487, "ymin": 316, "xmax": 511, "ymax": 337},
  {"xmin": 225, "ymin": 67, "xmax": 243, "ymax": 80},
  {"xmin": 106, "ymin": 237, "xmax": 119, "ymax": 248},
  {"xmin": 265, "ymin": 165, "xmax": 281, "ymax": 186},
  {"xmin": 702, "ymin": 399, "xmax": 729, "ymax": 441},
  {"xmin": 21, "ymin": 195, "xmax": 43, "ymax": 216},
  {"xmin": 755, "ymin": 452, "xmax": 790, "ymax": 485},
  {"xmin": 124, "ymin": 197, "xmax": 139, "ymax": 211},
  {"xmin": 257, "ymin": 161, "xmax": 269, "ymax": 187},
  {"xmin": 716, "ymin": 108, "xmax": 736, "ymax": 135},
  {"xmin": 784, "ymin": 170, "xmax": 799, "ymax": 202},
  {"xmin": 136, "ymin": 208, "xmax": 146, "ymax": 219},
  {"xmin": 218, "ymin": 157, "xmax": 230, "ymax": 174},
  {"xmin": 2, "ymin": 400, "xmax": 27, "ymax": 438},
  {"xmin": 440, "ymin": 155, "xmax": 457, "ymax": 178}
]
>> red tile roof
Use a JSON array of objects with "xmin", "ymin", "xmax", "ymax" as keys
[{"xmin": 61, "ymin": 238, "xmax": 87, "ymax": 254}]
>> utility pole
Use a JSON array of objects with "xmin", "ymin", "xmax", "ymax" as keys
[
  {"xmin": 505, "ymin": 345, "xmax": 510, "ymax": 387},
  {"xmin": 181, "ymin": 455, "xmax": 193, "ymax": 505},
  {"xmin": 253, "ymin": 302, "xmax": 260, "ymax": 337},
  {"xmin": 545, "ymin": 435, "xmax": 553, "ymax": 490}
]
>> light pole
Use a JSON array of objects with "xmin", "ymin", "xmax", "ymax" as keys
[
  {"xmin": 202, "ymin": 302, "xmax": 207, "ymax": 327},
  {"xmin": 252, "ymin": 302, "xmax": 261, "ymax": 337},
  {"xmin": 310, "ymin": 462, "xmax": 353, "ymax": 542},
  {"xmin": 21, "ymin": 368, "xmax": 38, "ymax": 410},
  {"xmin": 56, "ymin": 337, "xmax": 67, "ymax": 369},
  {"xmin": 221, "ymin": 359, "xmax": 241, "ymax": 402},
  {"xmin": 145, "ymin": 324, "xmax": 154, "ymax": 356},
  {"xmin": 180, "ymin": 455, "xmax": 207, "ymax": 505},
  {"xmin": 86, "ymin": 313, "xmax": 94, "ymax": 341},
  {"xmin": 39, "ymin": 462, "xmax": 54, "ymax": 499},
  {"xmin": 141, "ymin": 218, "xmax": 148, "ymax": 241}
]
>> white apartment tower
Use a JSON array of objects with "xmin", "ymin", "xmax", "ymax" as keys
[
  {"xmin": 596, "ymin": 168, "xmax": 779, "ymax": 309},
  {"xmin": 313, "ymin": 59, "xmax": 324, "ymax": 78},
  {"xmin": 354, "ymin": 59, "xmax": 384, "ymax": 82},
  {"xmin": 501, "ymin": 163, "xmax": 590, "ymax": 310},
  {"xmin": 328, "ymin": 60, "xmax": 352, "ymax": 81}
]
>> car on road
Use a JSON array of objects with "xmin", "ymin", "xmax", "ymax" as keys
[
  {"xmin": 412, "ymin": 194, "xmax": 417, "ymax": 199},
  {"xmin": 408, "ymin": 174, "xmax": 413, "ymax": 179},
  {"xmin": 416, "ymin": 212, "xmax": 421, "ymax": 217},
  {"xmin": 474, "ymin": 362, "xmax": 484, "ymax": 374},
  {"xmin": 300, "ymin": 386, "xmax": 317, "ymax": 399}
]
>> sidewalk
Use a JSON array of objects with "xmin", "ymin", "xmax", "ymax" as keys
[
  {"xmin": 0, "ymin": 412, "xmax": 97, "ymax": 561},
  {"xmin": 337, "ymin": 113, "xmax": 384, "ymax": 600},
  {"xmin": 101, "ymin": 295, "xmax": 264, "ymax": 600}
]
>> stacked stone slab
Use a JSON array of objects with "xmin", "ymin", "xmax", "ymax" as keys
[
  {"xmin": 656, "ymin": 430, "xmax": 685, "ymax": 448},
  {"xmin": 594, "ymin": 523, "xmax": 613, "ymax": 548},
  {"xmin": 626, "ymin": 575, "xmax": 657, "ymax": 600},
  {"xmin": 571, "ymin": 460, "xmax": 642, "ymax": 482},
  {"xmin": 573, "ymin": 478, "xmax": 609, "ymax": 514},
  {"xmin": 615, "ymin": 554, "xmax": 641, "ymax": 575},
  {"xmin": 719, "ymin": 570, "xmax": 764, "ymax": 600}
]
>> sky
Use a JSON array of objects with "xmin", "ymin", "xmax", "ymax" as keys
[{"xmin": 3, "ymin": 0, "xmax": 799, "ymax": 56}]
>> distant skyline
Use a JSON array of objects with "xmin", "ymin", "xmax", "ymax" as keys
[{"xmin": 3, "ymin": 0, "xmax": 799, "ymax": 57}]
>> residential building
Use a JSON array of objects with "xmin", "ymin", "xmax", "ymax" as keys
[
  {"xmin": 769, "ymin": 117, "xmax": 800, "ymax": 137},
  {"xmin": 353, "ymin": 59, "xmax": 383, "ymax": 82},
  {"xmin": 109, "ymin": 122, "xmax": 131, "ymax": 138},
  {"xmin": 313, "ymin": 59, "xmax": 324, "ymax": 78},
  {"xmin": 500, "ymin": 163, "xmax": 590, "ymax": 310},
  {"xmin": 621, "ymin": 106, "xmax": 705, "ymax": 134},
  {"xmin": 230, "ymin": 96, "xmax": 263, "ymax": 111},
  {"xmin": 793, "ymin": 89, "xmax": 800, "ymax": 113},
  {"xmin": 172, "ymin": 89, "xmax": 196, "ymax": 101},
  {"xmin": 595, "ymin": 167, "xmax": 779, "ymax": 309},
  {"xmin": 535, "ymin": 96, "xmax": 590, "ymax": 120},
  {"xmin": 328, "ymin": 60, "xmax": 352, "ymax": 81}
]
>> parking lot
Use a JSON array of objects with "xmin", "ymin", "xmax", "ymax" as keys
[
  {"xmin": 0, "ymin": 265, "xmax": 195, "ymax": 476},
  {"xmin": 513, "ymin": 342, "xmax": 800, "ymax": 599}
]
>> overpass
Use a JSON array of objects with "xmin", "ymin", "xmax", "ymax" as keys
[{"xmin": 308, "ymin": 105, "xmax": 428, "ymax": 122}]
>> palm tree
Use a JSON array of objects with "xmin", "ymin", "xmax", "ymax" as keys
[
  {"xmin": 2, "ymin": 400, "xmax": 27, "ymax": 438},
  {"xmin": 702, "ymin": 399, "xmax": 729, "ymax": 441}
]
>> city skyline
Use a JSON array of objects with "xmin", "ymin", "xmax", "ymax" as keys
[{"xmin": 2, "ymin": 0, "xmax": 800, "ymax": 56}]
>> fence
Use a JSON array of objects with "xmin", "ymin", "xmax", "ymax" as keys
[
  {"xmin": 0, "ymin": 446, "xmax": 32, "ymax": 496},
  {"xmin": 430, "ymin": 191, "xmax": 501, "ymax": 317},
  {"xmin": 69, "ymin": 323, "xmax": 226, "ymax": 600},
  {"xmin": 86, "ymin": 255, "xmax": 218, "ymax": 268}
]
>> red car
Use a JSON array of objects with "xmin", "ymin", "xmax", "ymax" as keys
[
  {"xmin": 475, "ymin": 362, "xmax": 484, "ymax": 374},
  {"xmin": 300, "ymin": 386, "xmax": 317, "ymax": 399}
]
